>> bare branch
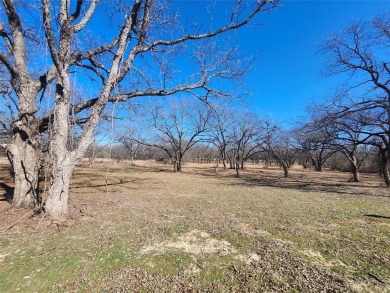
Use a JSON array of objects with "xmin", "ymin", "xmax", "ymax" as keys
[
  {"xmin": 72, "ymin": 0, "xmax": 99, "ymax": 33},
  {"xmin": 138, "ymin": 0, "xmax": 276, "ymax": 53}
]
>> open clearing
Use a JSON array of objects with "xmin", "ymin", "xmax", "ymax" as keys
[{"xmin": 0, "ymin": 159, "xmax": 389, "ymax": 292}]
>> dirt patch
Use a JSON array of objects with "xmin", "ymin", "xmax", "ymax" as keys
[
  {"xmin": 235, "ymin": 253, "xmax": 261, "ymax": 265},
  {"xmin": 140, "ymin": 229, "xmax": 263, "ymax": 268},
  {"xmin": 140, "ymin": 229, "xmax": 237, "ymax": 256},
  {"xmin": 300, "ymin": 249, "xmax": 348, "ymax": 269}
]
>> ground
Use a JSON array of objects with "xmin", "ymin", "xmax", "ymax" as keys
[{"xmin": 0, "ymin": 159, "xmax": 389, "ymax": 292}]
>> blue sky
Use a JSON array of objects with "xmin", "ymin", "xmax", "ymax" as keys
[
  {"xmin": 3, "ymin": 1, "xmax": 386, "ymax": 130},
  {"xmin": 175, "ymin": 1, "xmax": 390, "ymax": 126}
]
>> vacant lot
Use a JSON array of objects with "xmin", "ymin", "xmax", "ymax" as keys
[{"xmin": 0, "ymin": 159, "xmax": 389, "ymax": 292}]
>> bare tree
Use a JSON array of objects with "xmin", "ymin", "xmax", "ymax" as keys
[
  {"xmin": 137, "ymin": 98, "xmax": 212, "ymax": 172},
  {"xmin": 0, "ymin": 0, "xmax": 279, "ymax": 215},
  {"xmin": 320, "ymin": 13, "xmax": 390, "ymax": 185},
  {"xmin": 294, "ymin": 122, "xmax": 337, "ymax": 172},
  {"xmin": 116, "ymin": 127, "xmax": 141, "ymax": 166},
  {"xmin": 313, "ymin": 108, "xmax": 370, "ymax": 182},
  {"xmin": 209, "ymin": 102, "xmax": 236, "ymax": 170},
  {"xmin": 228, "ymin": 112, "xmax": 262, "ymax": 177},
  {"xmin": 261, "ymin": 122, "xmax": 300, "ymax": 178}
]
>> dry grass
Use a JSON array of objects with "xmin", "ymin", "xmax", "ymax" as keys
[{"xmin": 0, "ymin": 159, "xmax": 389, "ymax": 292}]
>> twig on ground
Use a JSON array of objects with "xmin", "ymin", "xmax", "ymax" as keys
[{"xmin": 36, "ymin": 213, "xmax": 47, "ymax": 230}]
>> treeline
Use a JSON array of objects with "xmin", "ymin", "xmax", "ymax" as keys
[
  {"xmin": 86, "ymin": 96, "xmax": 383, "ymax": 183},
  {"xmin": 85, "ymin": 140, "xmax": 382, "ymax": 177}
]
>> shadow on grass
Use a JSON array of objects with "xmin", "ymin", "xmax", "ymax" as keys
[
  {"xmin": 70, "ymin": 178, "xmax": 138, "ymax": 190},
  {"xmin": 364, "ymin": 214, "xmax": 390, "ymax": 219},
  {"xmin": 187, "ymin": 167, "xmax": 390, "ymax": 199},
  {"xmin": 235, "ymin": 175, "xmax": 389, "ymax": 198}
]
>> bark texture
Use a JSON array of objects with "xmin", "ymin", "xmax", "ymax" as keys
[{"xmin": 379, "ymin": 149, "xmax": 390, "ymax": 186}]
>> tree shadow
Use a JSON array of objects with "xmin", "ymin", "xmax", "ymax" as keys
[
  {"xmin": 69, "ymin": 178, "xmax": 135, "ymax": 189},
  {"xmin": 188, "ymin": 168, "xmax": 390, "ymax": 199},
  {"xmin": 0, "ymin": 182, "xmax": 14, "ymax": 202},
  {"xmin": 364, "ymin": 214, "xmax": 390, "ymax": 219},
  {"xmin": 229, "ymin": 174, "xmax": 390, "ymax": 198}
]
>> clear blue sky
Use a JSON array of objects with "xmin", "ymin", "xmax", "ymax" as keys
[{"xmin": 175, "ymin": 1, "xmax": 390, "ymax": 126}]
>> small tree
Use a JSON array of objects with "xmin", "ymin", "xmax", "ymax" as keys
[
  {"xmin": 117, "ymin": 128, "xmax": 141, "ymax": 166},
  {"xmin": 313, "ymin": 109, "xmax": 370, "ymax": 182},
  {"xmin": 294, "ymin": 124, "xmax": 336, "ymax": 172},
  {"xmin": 209, "ymin": 102, "xmax": 235, "ymax": 170},
  {"xmin": 262, "ymin": 122, "xmax": 300, "ymax": 178},
  {"xmin": 138, "ymin": 99, "xmax": 212, "ymax": 172},
  {"xmin": 228, "ymin": 112, "xmax": 262, "ymax": 177}
]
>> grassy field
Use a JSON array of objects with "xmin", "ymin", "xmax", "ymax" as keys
[{"xmin": 0, "ymin": 159, "xmax": 389, "ymax": 292}]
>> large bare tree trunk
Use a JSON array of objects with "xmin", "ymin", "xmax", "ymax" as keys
[
  {"xmin": 45, "ymin": 98, "xmax": 74, "ymax": 216},
  {"xmin": 7, "ymin": 85, "xmax": 41, "ymax": 208},
  {"xmin": 0, "ymin": 0, "xmax": 42, "ymax": 209},
  {"xmin": 45, "ymin": 156, "xmax": 73, "ymax": 216},
  {"xmin": 6, "ymin": 140, "xmax": 40, "ymax": 208}
]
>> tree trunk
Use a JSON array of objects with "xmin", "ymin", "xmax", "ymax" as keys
[
  {"xmin": 177, "ymin": 158, "xmax": 182, "ymax": 172},
  {"xmin": 5, "ymin": 81, "xmax": 41, "ymax": 209},
  {"xmin": 235, "ymin": 156, "xmax": 240, "ymax": 177},
  {"xmin": 342, "ymin": 150, "xmax": 360, "ymax": 182},
  {"xmin": 235, "ymin": 163, "xmax": 240, "ymax": 177},
  {"xmin": 7, "ymin": 141, "xmax": 40, "ymax": 208},
  {"xmin": 349, "ymin": 156, "xmax": 360, "ymax": 182},
  {"xmin": 282, "ymin": 164, "xmax": 289, "ymax": 178},
  {"xmin": 45, "ymin": 82, "xmax": 73, "ymax": 216},
  {"xmin": 221, "ymin": 149, "xmax": 227, "ymax": 170},
  {"xmin": 383, "ymin": 163, "xmax": 390, "ymax": 187},
  {"xmin": 131, "ymin": 152, "xmax": 135, "ymax": 166},
  {"xmin": 379, "ymin": 149, "xmax": 390, "ymax": 186},
  {"xmin": 311, "ymin": 158, "xmax": 322, "ymax": 172},
  {"xmin": 172, "ymin": 157, "xmax": 181, "ymax": 172},
  {"xmin": 302, "ymin": 158, "xmax": 309, "ymax": 169},
  {"xmin": 352, "ymin": 166, "xmax": 360, "ymax": 182},
  {"xmin": 45, "ymin": 156, "xmax": 73, "ymax": 216},
  {"xmin": 6, "ymin": 104, "xmax": 41, "ymax": 208}
]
